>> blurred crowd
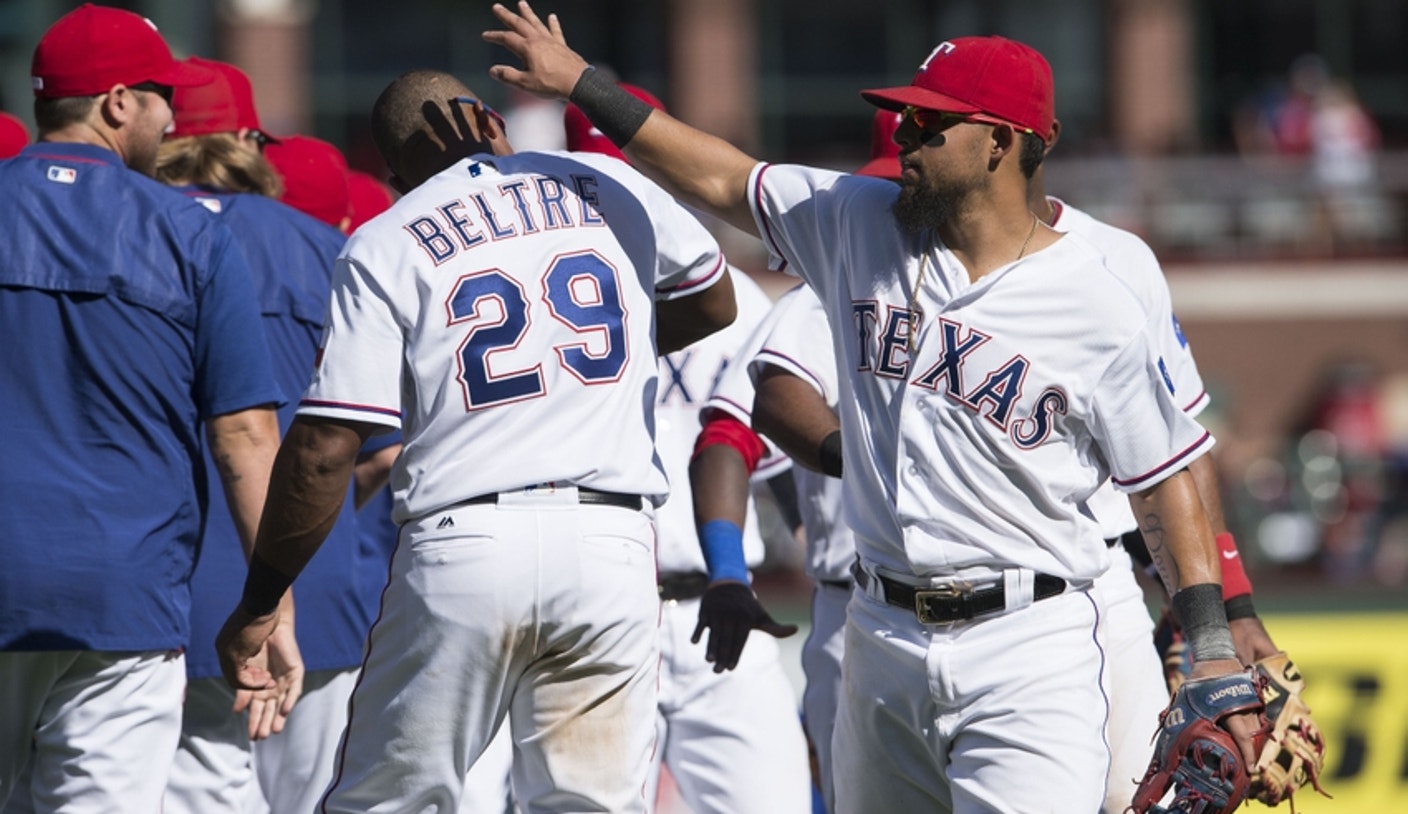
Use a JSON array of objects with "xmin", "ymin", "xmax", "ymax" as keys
[{"xmin": 1231, "ymin": 361, "xmax": 1408, "ymax": 589}]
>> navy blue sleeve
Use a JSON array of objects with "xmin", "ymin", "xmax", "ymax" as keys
[{"xmin": 193, "ymin": 224, "xmax": 286, "ymax": 418}]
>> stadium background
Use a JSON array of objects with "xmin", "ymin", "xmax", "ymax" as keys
[{"xmin": 1, "ymin": 1, "xmax": 1404, "ymax": 810}]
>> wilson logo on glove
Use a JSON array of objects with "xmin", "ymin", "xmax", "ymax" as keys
[{"xmin": 1127, "ymin": 671, "xmax": 1269, "ymax": 814}]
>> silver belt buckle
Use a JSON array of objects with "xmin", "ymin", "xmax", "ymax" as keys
[{"xmin": 913, "ymin": 580, "xmax": 970, "ymax": 625}]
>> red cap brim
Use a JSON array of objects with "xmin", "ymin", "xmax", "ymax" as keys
[
  {"xmin": 151, "ymin": 59, "xmax": 216, "ymax": 89},
  {"xmin": 860, "ymin": 85, "xmax": 983, "ymax": 115}
]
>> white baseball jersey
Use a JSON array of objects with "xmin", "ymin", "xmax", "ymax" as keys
[
  {"xmin": 748, "ymin": 163, "xmax": 1214, "ymax": 583},
  {"xmin": 653, "ymin": 270, "xmax": 777, "ymax": 574},
  {"xmin": 299, "ymin": 152, "xmax": 726, "ymax": 523},
  {"xmin": 747, "ymin": 283, "xmax": 856, "ymax": 584},
  {"xmin": 1050, "ymin": 197, "xmax": 1210, "ymax": 541},
  {"xmin": 699, "ymin": 299, "xmax": 792, "ymax": 484}
]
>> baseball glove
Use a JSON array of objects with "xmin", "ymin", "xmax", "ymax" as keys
[
  {"xmin": 1249, "ymin": 653, "xmax": 1330, "ymax": 809},
  {"xmin": 1129, "ymin": 671, "xmax": 1268, "ymax": 814}
]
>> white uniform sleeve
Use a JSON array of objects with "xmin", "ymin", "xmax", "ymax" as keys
[
  {"xmin": 639, "ymin": 175, "xmax": 727, "ymax": 300},
  {"xmin": 297, "ymin": 253, "xmax": 403, "ymax": 430},
  {"xmin": 1124, "ymin": 245, "xmax": 1208, "ymax": 417},
  {"xmin": 746, "ymin": 162, "xmax": 898, "ymax": 305},
  {"xmin": 750, "ymin": 286, "xmax": 838, "ymax": 408},
  {"xmin": 1090, "ymin": 324, "xmax": 1214, "ymax": 493}
]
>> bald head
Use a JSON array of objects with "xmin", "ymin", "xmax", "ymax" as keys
[{"xmin": 372, "ymin": 70, "xmax": 509, "ymax": 190}]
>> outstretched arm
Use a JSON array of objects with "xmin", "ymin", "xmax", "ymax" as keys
[
  {"xmin": 216, "ymin": 416, "xmax": 377, "ymax": 692},
  {"xmin": 753, "ymin": 364, "xmax": 842, "ymax": 477},
  {"xmin": 484, "ymin": 1, "xmax": 760, "ymax": 235},
  {"xmin": 1130, "ymin": 468, "xmax": 1261, "ymax": 766},
  {"xmin": 688, "ymin": 411, "xmax": 797, "ymax": 672}
]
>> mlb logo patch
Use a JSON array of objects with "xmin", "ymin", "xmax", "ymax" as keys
[
  {"xmin": 46, "ymin": 166, "xmax": 77, "ymax": 184},
  {"xmin": 196, "ymin": 197, "xmax": 223, "ymax": 214}
]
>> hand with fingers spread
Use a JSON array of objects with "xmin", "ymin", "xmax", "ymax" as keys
[
  {"xmin": 691, "ymin": 581, "xmax": 798, "ymax": 673},
  {"xmin": 483, "ymin": 2, "xmax": 591, "ymax": 101}
]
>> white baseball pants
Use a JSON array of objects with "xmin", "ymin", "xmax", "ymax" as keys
[
  {"xmin": 833, "ymin": 584, "xmax": 1111, "ymax": 814},
  {"xmin": 647, "ymin": 594, "xmax": 811, "ymax": 814},
  {"xmin": 0, "ymin": 650, "xmax": 184, "ymax": 814},
  {"xmin": 801, "ymin": 580, "xmax": 849, "ymax": 813},
  {"xmin": 319, "ymin": 494, "xmax": 661, "ymax": 814},
  {"xmin": 1092, "ymin": 545, "xmax": 1168, "ymax": 813}
]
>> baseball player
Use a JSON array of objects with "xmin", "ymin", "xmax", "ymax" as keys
[
  {"xmin": 485, "ymin": 9, "xmax": 1262, "ymax": 812},
  {"xmin": 0, "ymin": 6, "xmax": 283, "ymax": 811},
  {"xmin": 215, "ymin": 69, "xmax": 737, "ymax": 813},
  {"xmin": 154, "ymin": 56, "xmax": 395, "ymax": 814},
  {"xmin": 743, "ymin": 112, "xmax": 1195, "ymax": 812},
  {"xmin": 561, "ymin": 86, "xmax": 812, "ymax": 814}
]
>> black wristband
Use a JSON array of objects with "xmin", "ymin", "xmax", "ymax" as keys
[
  {"xmin": 241, "ymin": 551, "xmax": 295, "ymax": 617},
  {"xmin": 1224, "ymin": 594, "xmax": 1258, "ymax": 622},
  {"xmin": 819, "ymin": 430, "xmax": 843, "ymax": 478},
  {"xmin": 568, "ymin": 66, "xmax": 655, "ymax": 148},
  {"xmin": 1172, "ymin": 583, "xmax": 1237, "ymax": 662}
]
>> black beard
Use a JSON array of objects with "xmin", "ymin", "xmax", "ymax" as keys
[{"xmin": 891, "ymin": 177, "xmax": 964, "ymax": 234}]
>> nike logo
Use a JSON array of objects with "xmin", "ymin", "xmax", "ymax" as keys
[{"xmin": 1222, "ymin": 550, "xmax": 1239, "ymax": 560}]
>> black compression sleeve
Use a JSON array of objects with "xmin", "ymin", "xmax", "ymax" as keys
[
  {"xmin": 568, "ymin": 66, "xmax": 655, "ymax": 147},
  {"xmin": 241, "ymin": 551, "xmax": 295, "ymax": 617},
  {"xmin": 1172, "ymin": 583, "xmax": 1237, "ymax": 662},
  {"xmin": 819, "ymin": 430, "xmax": 843, "ymax": 478}
]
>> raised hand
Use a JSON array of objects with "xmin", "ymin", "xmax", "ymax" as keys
[{"xmin": 483, "ymin": 2, "xmax": 591, "ymax": 100}]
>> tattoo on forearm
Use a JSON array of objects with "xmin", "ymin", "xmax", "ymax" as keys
[
  {"xmin": 213, "ymin": 451, "xmax": 243, "ymax": 484},
  {"xmin": 1141, "ymin": 512, "xmax": 1179, "ymax": 594}
]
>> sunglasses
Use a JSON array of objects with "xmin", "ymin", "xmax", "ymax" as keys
[
  {"xmin": 451, "ymin": 96, "xmax": 507, "ymax": 134},
  {"xmin": 900, "ymin": 105, "xmax": 1035, "ymax": 137},
  {"xmin": 130, "ymin": 81, "xmax": 175, "ymax": 107}
]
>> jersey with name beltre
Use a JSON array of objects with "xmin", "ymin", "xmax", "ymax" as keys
[
  {"xmin": 299, "ymin": 152, "xmax": 727, "ymax": 522},
  {"xmin": 748, "ymin": 164, "xmax": 1213, "ymax": 583}
]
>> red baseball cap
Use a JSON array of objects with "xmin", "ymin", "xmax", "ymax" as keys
[
  {"xmin": 347, "ymin": 170, "xmax": 396, "ymax": 231},
  {"xmin": 855, "ymin": 109, "xmax": 902, "ymax": 180},
  {"xmin": 169, "ymin": 59, "xmax": 239, "ymax": 137},
  {"xmin": 0, "ymin": 113, "xmax": 30, "ymax": 159},
  {"xmin": 170, "ymin": 57, "xmax": 279, "ymax": 143},
  {"xmin": 265, "ymin": 135, "xmax": 351, "ymax": 228},
  {"xmin": 564, "ymin": 83, "xmax": 664, "ymax": 160},
  {"xmin": 861, "ymin": 36, "xmax": 1055, "ymax": 142},
  {"xmin": 31, "ymin": 4, "xmax": 213, "ymax": 99}
]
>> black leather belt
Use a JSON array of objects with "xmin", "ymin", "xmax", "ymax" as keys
[
  {"xmin": 658, "ymin": 571, "xmax": 709, "ymax": 601},
  {"xmin": 461, "ymin": 487, "xmax": 644, "ymax": 511},
  {"xmin": 855, "ymin": 567, "xmax": 1066, "ymax": 625}
]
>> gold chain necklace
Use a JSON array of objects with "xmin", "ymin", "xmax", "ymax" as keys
[{"xmin": 908, "ymin": 214, "xmax": 1041, "ymax": 357}]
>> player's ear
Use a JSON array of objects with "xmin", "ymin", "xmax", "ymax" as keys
[
  {"xmin": 98, "ymin": 84, "xmax": 137, "ymax": 127},
  {"xmin": 988, "ymin": 123, "xmax": 1017, "ymax": 170},
  {"xmin": 1044, "ymin": 119, "xmax": 1062, "ymax": 156}
]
